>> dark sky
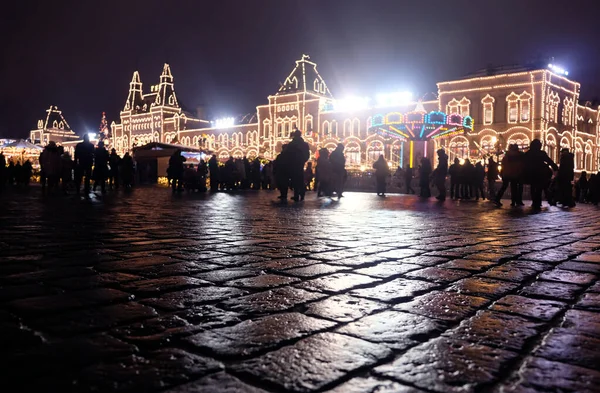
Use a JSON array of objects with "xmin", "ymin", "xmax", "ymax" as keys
[{"xmin": 2, "ymin": 0, "xmax": 599, "ymax": 138}]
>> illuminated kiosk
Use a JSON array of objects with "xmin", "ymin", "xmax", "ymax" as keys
[{"xmin": 368, "ymin": 102, "xmax": 474, "ymax": 167}]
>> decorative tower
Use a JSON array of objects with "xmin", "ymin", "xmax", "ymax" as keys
[
  {"xmin": 155, "ymin": 63, "xmax": 179, "ymax": 109},
  {"xmin": 123, "ymin": 71, "xmax": 144, "ymax": 112}
]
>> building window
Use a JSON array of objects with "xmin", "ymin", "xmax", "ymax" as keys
[
  {"xmin": 520, "ymin": 100, "xmax": 530, "ymax": 122},
  {"xmin": 481, "ymin": 95, "xmax": 495, "ymax": 125},
  {"xmin": 277, "ymin": 123, "xmax": 283, "ymax": 137},
  {"xmin": 459, "ymin": 97, "xmax": 471, "ymax": 117},
  {"xmin": 563, "ymin": 98, "xmax": 574, "ymax": 126},
  {"xmin": 352, "ymin": 119, "xmax": 360, "ymax": 137},
  {"xmin": 323, "ymin": 121, "xmax": 329, "ymax": 136},
  {"xmin": 446, "ymin": 98, "xmax": 460, "ymax": 114},
  {"xmin": 345, "ymin": 144, "xmax": 361, "ymax": 167},
  {"xmin": 506, "ymin": 93, "xmax": 519, "ymax": 123}
]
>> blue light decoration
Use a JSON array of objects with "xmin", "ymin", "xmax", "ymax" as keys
[
  {"xmin": 462, "ymin": 115, "xmax": 474, "ymax": 130},
  {"xmin": 425, "ymin": 111, "xmax": 446, "ymax": 124},
  {"xmin": 372, "ymin": 114, "xmax": 384, "ymax": 126}
]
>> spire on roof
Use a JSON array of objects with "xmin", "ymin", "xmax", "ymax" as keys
[
  {"xmin": 155, "ymin": 63, "xmax": 179, "ymax": 108},
  {"xmin": 124, "ymin": 71, "xmax": 144, "ymax": 112},
  {"xmin": 276, "ymin": 54, "xmax": 333, "ymax": 98},
  {"xmin": 413, "ymin": 100, "xmax": 427, "ymax": 113}
]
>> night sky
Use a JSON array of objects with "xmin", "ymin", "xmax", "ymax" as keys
[{"xmin": 2, "ymin": 0, "xmax": 599, "ymax": 138}]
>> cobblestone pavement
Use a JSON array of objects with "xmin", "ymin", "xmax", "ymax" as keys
[{"xmin": 1, "ymin": 186, "xmax": 600, "ymax": 393}]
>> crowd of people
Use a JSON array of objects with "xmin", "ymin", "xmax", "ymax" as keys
[{"xmin": 2, "ymin": 130, "xmax": 598, "ymax": 211}]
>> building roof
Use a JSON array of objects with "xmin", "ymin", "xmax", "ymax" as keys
[
  {"xmin": 42, "ymin": 105, "xmax": 73, "ymax": 131},
  {"xmin": 276, "ymin": 55, "xmax": 333, "ymax": 98}
]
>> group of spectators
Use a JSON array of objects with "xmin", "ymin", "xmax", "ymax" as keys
[{"xmin": 0, "ymin": 154, "xmax": 33, "ymax": 188}]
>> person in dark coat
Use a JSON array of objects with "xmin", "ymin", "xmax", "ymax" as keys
[
  {"xmin": 208, "ymin": 155, "xmax": 220, "ymax": 191},
  {"xmin": 523, "ymin": 139, "xmax": 558, "ymax": 210},
  {"xmin": 373, "ymin": 155, "xmax": 389, "ymax": 196},
  {"xmin": 576, "ymin": 171, "xmax": 588, "ymax": 203},
  {"xmin": 108, "ymin": 148, "xmax": 121, "ymax": 189},
  {"xmin": 251, "ymin": 158, "xmax": 261, "ymax": 190},
  {"xmin": 404, "ymin": 166, "xmax": 415, "ymax": 194},
  {"xmin": 419, "ymin": 157, "xmax": 432, "ymax": 198},
  {"xmin": 222, "ymin": 156, "xmax": 236, "ymax": 191},
  {"xmin": 60, "ymin": 151, "xmax": 74, "ymax": 194},
  {"xmin": 433, "ymin": 149, "xmax": 448, "ymax": 201},
  {"xmin": 74, "ymin": 134, "xmax": 95, "ymax": 193},
  {"xmin": 487, "ymin": 157, "xmax": 499, "ymax": 200},
  {"xmin": 0, "ymin": 153, "xmax": 6, "ymax": 191},
  {"xmin": 461, "ymin": 159, "xmax": 475, "ymax": 199},
  {"xmin": 197, "ymin": 159, "xmax": 208, "ymax": 192},
  {"xmin": 589, "ymin": 173, "xmax": 600, "ymax": 205},
  {"xmin": 474, "ymin": 161, "xmax": 485, "ymax": 201},
  {"xmin": 329, "ymin": 143, "xmax": 346, "ymax": 198},
  {"xmin": 121, "ymin": 153, "xmax": 134, "ymax": 188},
  {"xmin": 22, "ymin": 160, "xmax": 33, "ymax": 186},
  {"xmin": 448, "ymin": 158, "xmax": 461, "ymax": 199},
  {"xmin": 285, "ymin": 130, "xmax": 310, "ymax": 201},
  {"xmin": 7, "ymin": 160, "xmax": 15, "ymax": 185},
  {"xmin": 40, "ymin": 142, "xmax": 61, "ymax": 191},
  {"xmin": 304, "ymin": 162, "xmax": 314, "ymax": 191},
  {"xmin": 316, "ymin": 148, "xmax": 332, "ymax": 197},
  {"xmin": 557, "ymin": 148, "xmax": 576, "ymax": 207},
  {"xmin": 168, "ymin": 149, "xmax": 185, "ymax": 192},
  {"xmin": 494, "ymin": 144, "xmax": 524, "ymax": 207},
  {"xmin": 93, "ymin": 141, "xmax": 110, "ymax": 193},
  {"xmin": 274, "ymin": 145, "xmax": 289, "ymax": 200}
]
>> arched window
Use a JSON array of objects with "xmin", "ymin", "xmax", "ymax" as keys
[
  {"xmin": 448, "ymin": 136, "xmax": 469, "ymax": 162},
  {"xmin": 345, "ymin": 142, "xmax": 361, "ymax": 167},
  {"xmin": 343, "ymin": 119, "xmax": 352, "ymax": 137},
  {"xmin": 263, "ymin": 120, "xmax": 271, "ymax": 138},
  {"xmin": 575, "ymin": 142, "xmax": 583, "ymax": 170},
  {"xmin": 519, "ymin": 92, "xmax": 532, "ymax": 122},
  {"xmin": 481, "ymin": 135, "xmax": 496, "ymax": 155},
  {"xmin": 459, "ymin": 97, "xmax": 471, "ymax": 117},
  {"xmin": 305, "ymin": 115, "xmax": 313, "ymax": 134},
  {"xmin": 546, "ymin": 92, "xmax": 560, "ymax": 123},
  {"xmin": 508, "ymin": 133, "xmax": 530, "ymax": 151},
  {"xmin": 331, "ymin": 121, "xmax": 338, "ymax": 138},
  {"xmin": 585, "ymin": 143, "xmax": 593, "ymax": 171},
  {"xmin": 563, "ymin": 98, "xmax": 574, "ymax": 126},
  {"xmin": 366, "ymin": 141, "xmax": 385, "ymax": 165},
  {"xmin": 482, "ymin": 95, "xmax": 495, "ymax": 125},
  {"xmin": 506, "ymin": 93, "xmax": 519, "ymax": 123},
  {"xmin": 446, "ymin": 98, "xmax": 460, "ymax": 114},
  {"xmin": 352, "ymin": 118, "xmax": 360, "ymax": 137},
  {"xmin": 322, "ymin": 121, "xmax": 330, "ymax": 136},
  {"xmin": 546, "ymin": 134, "xmax": 557, "ymax": 162}
]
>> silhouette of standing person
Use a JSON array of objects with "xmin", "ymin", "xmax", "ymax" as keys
[
  {"xmin": 316, "ymin": 148, "xmax": 332, "ymax": 197},
  {"xmin": 577, "ymin": 171, "xmax": 588, "ymax": 203},
  {"xmin": 448, "ymin": 158, "xmax": 460, "ymax": 199},
  {"xmin": 0, "ymin": 152, "xmax": 5, "ymax": 191},
  {"xmin": 74, "ymin": 134, "xmax": 95, "ymax": 194},
  {"xmin": 121, "ymin": 152, "xmax": 134, "ymax": 188},
  {"xmin": 329, "ymin": 143, "xmax": 346, "ymax": 198},
  {"xmin": 557, "ymin": 147, "xmax": 576, "ymax": 207},
  {"xmin": 487, "ymin": 157, "xmax": 499, "ymax": 200},
  {"xmin": 494, "ymin": 144, "xmax": 524, "ymax": 207},
  {"xmin": 304, "ymin": 162, "xmax": 314, "ymax": 191},
  {"xmin": 474, "ymin": 161, "xmax": 485, "ymax": 200},
  {"xmin": 461, "ymin": 159, "xmax": 475, "ymax": 199},
  {"xmin": 286, "ymin": 129, "xmax": 310, "ymax": 201},
  {"xmin": 523, "ymin": 139, "xmax": 558, "ymax": 211},
  {"xmin": 93, "ymin": 141, "xmax": 110, "ymax": 193},
  {"xmin": 197, "ymin": 159, "xmax": 208, "ymax": 192},
  {"xmin": 108, "ymin": 148, "xmax": 121, "ymax": 189},
  {"xmin": 433, "ymin": 149, "xmax": 448, "ymax": 201},
  {"xmin": 168, "ymin": 149, "xmax": 185, "ymax": 192},
  {"xmin": 419, "ymin": 157, "xmax": 432, "ymax": 198},
  {"xmin": 40, "ymin": 141, "xmax": 61, "ymax": 192},
  {"xmin": 373, "ymin": 155, "xmax": 389, "ymax": 196},
  {"xmin": 208, "ymin": 154, "xmax": 220, "ymax": 191},
  {"xmin": 274, "ymin": 144, "xmax": 289, "ymax": 200}
]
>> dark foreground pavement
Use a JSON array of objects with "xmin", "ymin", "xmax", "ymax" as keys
[{"xmin": 1, "ymin": 186, "xmax": 600, "ymax": 393}]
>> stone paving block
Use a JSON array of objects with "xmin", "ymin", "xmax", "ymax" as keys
[
  {"xmin": 405, "ymin": 266, "xmax": 471, "ymax": 283},
  {"xmin": 6, "ymin": 288, "xmax": 133, "ymax": 316},
  {"xmin": 304, "ymin": 294, "xmax": 387, "ymax": 322},
  {"xmin": 338, "ymin": 310, "xmax": 446, "ymax": 350},
  {"xmin": 32, "ymin": 302, "xmax": 158, "ymax": 336},
  {"xmin": 534, "ymin": 328, "xmax": 600, "ymax": 370},
  {"xmin": 164, "ymin": 371, "xmax": 270, "ymax": 393},
  {"xmin": 232, "ymin": 332, "xmax": 391, "ymax": 392},
  {"xmin": 195, "ymin": 268, "xmax": 258, "ymax": 283},
  {"xmin": 519, "ymin": 250, "xmax": 572, "ymax": 263},
  {"xmin": 308, "ymin": 249, "xmax": 363, "ymax": 261},
  {"xmin": 575, "ymin": 292, "xmax": 600, "ymax": 311},
  {"xmin": 538, "ymin": 268, "xmax": 597, "ymax": 285},
  {"xmin": 326, "ymin": 254, "xmax": 389, "ymax": 267},
  {"xmin": 478, "ymin": 265, "xmax": 539, "ymax": 282},
  {"xmin": 174, "ymin": 305, "xmax": 242, "ymax": 328},
  {"xmin": 374, "ymin": 337, "xmax": 519, "ymax": 393},
  {"xmin": 78, "ymin": 348, "xmax": 223, "ymax": 393},
  {"xmin": 502, "ymin": 356, "xmax": 600, "ymax": 393},
  {"xmin": 112, "ymin": 315, "xmax": 197, "ymax": 345},
  {"xmin": 561, "ymin": 309, "xmax": 600, "ymax": 338},
  {"xmin": 220, "ymin": 287, "xmax": 325, "ymax": 314},
  {"xmin": 437, "ymin": 259, "xmax": 499, "ymax": 272},
  {"xmin": 557, "ymin": 260, "xmax": 600, "ymax": 274},
  {"xmin": 120, "ymin": 276, "xmax": 211, "ymax": 295},
  {"xmin": 141, "ymin": 286, "xmax": 248, "ymax": 311},
  {"xmin": 443, "ymin": 310, "xmax": 544, "ymax": 351},
  {"xmin": 50, "ymin": 272, "xmax": 143, "ymax": 290},
  {"xmin": 295, "ymin": 272, "xmax": 380, "ymax": 293},
  {"xmin": 519, "ymin": 280, "xmax": 583, "ymax": 301},
  {"xmin": 184, "ymin": 312, "xmax": 335, "ymax": 357},
  {"xmin": 355, "ymin": 262, "xmax": 422, "ymax": 278},
  {"xmin": 349, "ymin": 278, "xmax": 439, "ymax": 302},
  {"xmin": 372, "ymin": 248, "xmax": 423, "ymax": 260},
  {"xmin": 398, "ymin": 255, "xmax": 449, "ymax": 266},
  {"xmin": 95, "ymin": 256, "xmax": 180, "ymax": 273},
  {"xmin": 575, "ymin": 252, "xmax": 600, "ymax": 263},
  {"xmin": 491, "ymin": 295, "xmax": 567, "ymax": 321},
  {"xmin": 283, "ymin": 263, "xmax": 348, "ymax": 277},
  {"xmin": 395, "ymin": 291, "xmax": 490, "ymax": 322},
  {"xmin": 250, "ymin": 257, "xmax": 318, "ymax": 270},
  {"xmin": 323, "ymin": 376, "xmax": 427, "ymax": 393},
  {"xmin": 1, "ymin": 266, "xmax": 96, "ymax": 284},
  {"xmin": 446, "ymin": 277, "xmax": 520, "ymax": 299},
  {"xmin": 225, "ymin": 273, "xmax": 300, "ymax": 288}
]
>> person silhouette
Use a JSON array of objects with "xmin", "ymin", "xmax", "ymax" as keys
[
  {"xmin": 373, "ymin": 155, "xmax": 389, "ymax": 196},
  {"xmin": 74, "ymin": 134, "xmax": 95, "ymax": 194},
  {"xmin": 523, "ymin": 139, "xmax": 558, "ymax": 211},
  {"xmin": 286, "ymin": 129, "xmax": 310, "ymax": 201},
  {"xmin": 419, "ymin": 157, "xmax": 432, "ymax": 198},
  {"xmin": 330, "ymin": 143, "xmax": 346, "ymax": 198},
  {"xmin": 433, "ymin": 149, "xmax": 448, "ymax": 201}
]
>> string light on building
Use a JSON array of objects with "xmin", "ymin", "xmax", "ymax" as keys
[{"xmin": 548, "ymin": 64, "xmax": 569, "ymax": 76}]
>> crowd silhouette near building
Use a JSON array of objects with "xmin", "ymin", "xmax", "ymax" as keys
[{"xmin": 0, "ymin": 129, "xmax": 597, "ymax": 211}]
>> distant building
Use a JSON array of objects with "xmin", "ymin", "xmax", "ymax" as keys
[
  {"xmin": 30, "ymin": 106, "xmax": 79, "ymax": 146},
  {"xmin": 80, "ymin": 56, "xmax": 600, "ymax": 172}
]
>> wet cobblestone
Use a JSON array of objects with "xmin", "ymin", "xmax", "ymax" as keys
[{"xmin": 1, "ymin": 186, "xmax": 600, "ymax": 392}]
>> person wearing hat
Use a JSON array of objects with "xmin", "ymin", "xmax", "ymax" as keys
[
  {"xmin": 557, "ymin": 147, "xmax": 575, "ymax": 207},
  {"xmin": 285, "ymin": 129, "xmax": 309, "ymax": 201}
]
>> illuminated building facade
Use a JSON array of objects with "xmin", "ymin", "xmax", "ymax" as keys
[
  {"xmin": 30, "ymin": 106, "xmax": 79, "ymax": 146},
  {"xmin": 109, "ymin": 56, "xmax": 600, "ymax": 172}
]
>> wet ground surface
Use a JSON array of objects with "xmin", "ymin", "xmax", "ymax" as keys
[{"xmin": 1, "ymin": 186, "xmax": 600, "ymax": 393}]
